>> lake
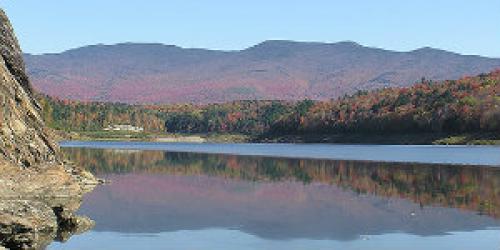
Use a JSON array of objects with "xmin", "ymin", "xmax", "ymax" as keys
[{"xmin": 49, "ymin": 142, "xmax": 500, "ymax": 249}]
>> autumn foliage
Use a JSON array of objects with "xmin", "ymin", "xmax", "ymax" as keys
[{"xmin": 39, "ymin": 70, "xmax": 500, "ymax": 136}]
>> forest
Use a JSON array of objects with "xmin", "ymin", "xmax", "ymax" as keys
[
  {"xmin": 38, "ymin": 70, "xmax": 500, "ymax": 141},
  {"xmin": 37, "ymin": 96, "xmax": 166, "ymax": 132}
]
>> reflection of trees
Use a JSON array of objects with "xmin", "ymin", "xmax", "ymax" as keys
[{"xmin": 64, "ymin": 148, "xmax": 500, "ymax": 218}]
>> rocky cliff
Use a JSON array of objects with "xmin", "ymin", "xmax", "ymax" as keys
[
  {"xmin": 0, "ymin": 9, "xmax": 60, "ymax": 168},
  {"xmin": 0, "ymin": 9, "xmax": 98, "ymax": 249}
]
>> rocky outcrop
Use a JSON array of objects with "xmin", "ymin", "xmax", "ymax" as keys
[
  {"xmin": 0, "ymin": 10, "xmax": 31, "ymax": 96},
  {"xmin": 0, "ymin": 165, "xmax": 96, "ymax": 249},
  {"xmin": 0, "ymin": 9, "xmax": 60, "ymax": 168},
  {"xmin": 0, "ymin": 9, "xmax": 98, "ymax": 249}
]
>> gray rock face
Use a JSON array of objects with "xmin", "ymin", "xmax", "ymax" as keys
[
  {"xmin": 0, "ymin": 9, "xmax": 60, "ymax": 168},
  {"xmin": 0, "ymin": 10, "xmax": 31, "ymax": 95},
  {"xmin": 0, "ymin": 8, "xmax": 98, "ymax": 249}
]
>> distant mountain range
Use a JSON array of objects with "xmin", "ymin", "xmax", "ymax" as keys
[{"xmin": 25, "ymin": 41, "xmax": 500, "ymax": 104}]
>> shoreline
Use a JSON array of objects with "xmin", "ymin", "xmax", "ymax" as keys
[
  {"xmin": 255, "ymin": 132, "xmax": 500, "ymax": 145},
  {"xmin": 56, "ymin": 130, "xmax": 500, "ymax": 146}
]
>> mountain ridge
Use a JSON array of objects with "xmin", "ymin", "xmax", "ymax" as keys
[
  {"xmin": 24, "ymin": 40, "xmax": 499, "ymax": 57},
  {"xmin": 24, "ymin": 41, "xmax": 500, "ymax": 104}
]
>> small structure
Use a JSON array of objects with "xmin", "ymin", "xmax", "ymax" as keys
[{"xmin": 104, "ymin": 124, "xmax": 144, "ymax": 132}]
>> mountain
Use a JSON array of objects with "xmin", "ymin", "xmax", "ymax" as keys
[{"xmin": 25, "ymin": 41, "xmax": 500, "ymax": 104}]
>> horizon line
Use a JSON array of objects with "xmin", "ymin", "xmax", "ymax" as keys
[{"xmin": 22, "ymin": 40, "xmax": 500, "ymax": 59}]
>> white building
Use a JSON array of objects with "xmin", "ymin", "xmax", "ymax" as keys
[{"xmin": 104, "ymin": 124, "xmax": 144, "ymax": 132}]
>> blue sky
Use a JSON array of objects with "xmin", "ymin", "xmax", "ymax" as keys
[{"xmin": 2, "ymin": 0, "xmax": 499, "ymax": 57}]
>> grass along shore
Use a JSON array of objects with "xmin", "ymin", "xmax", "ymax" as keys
[
  {"xmin": 255, "ymin": 132, "xmax": 500, "ymax": 145},
  {"xmin": 53, "ymin": 130, "xmax": 500, "ymax": 145},
  {"xmin": 54, "ymin": 130, "xmax": 251, "ymax": 143}
]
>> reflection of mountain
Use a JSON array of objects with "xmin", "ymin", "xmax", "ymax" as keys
[
  {"xmin": 81, "ymin": 175, "xmax": 499, "ymax": 241},
  {"xmin": 67, "ymin": 148, "xmax": 500, "ymax": 218},
  {"xmin": 65, "ymin": 148, "xmax": 500, "ymax": 240}
]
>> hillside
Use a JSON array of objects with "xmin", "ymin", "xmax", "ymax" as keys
[
  {"xmin": 39, "ymin": 70, "xmax": 500, "ymax": 144},
  {"xmin": 26, "ymin": 41, "xmax": 500, "ymax": 104}
]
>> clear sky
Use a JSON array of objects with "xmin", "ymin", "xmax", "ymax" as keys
[{"xmin": 1, "ymin": 0, "xmax": 499, "ymax": 57}]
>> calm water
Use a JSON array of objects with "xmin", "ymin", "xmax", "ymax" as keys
[
  {"xmin": 48, "ymin": 142, "xmax": 500, "ymax": 249},
  {"xmin": 61, "ymin": 141, "xmax": 500, "ymax": 166}
]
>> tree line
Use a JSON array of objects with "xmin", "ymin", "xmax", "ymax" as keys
[
  {"xmin": 38, "ymin": 70, "xmax": 500, "ymax": 136},
  {"xmin": 37, "ymin": 96, "xmax": 165, "ymax": 132}
]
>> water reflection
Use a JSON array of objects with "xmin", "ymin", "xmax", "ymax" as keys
[{"xmin": 61, "ymin": 148, "xmax": 500, "ymax": 243}]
